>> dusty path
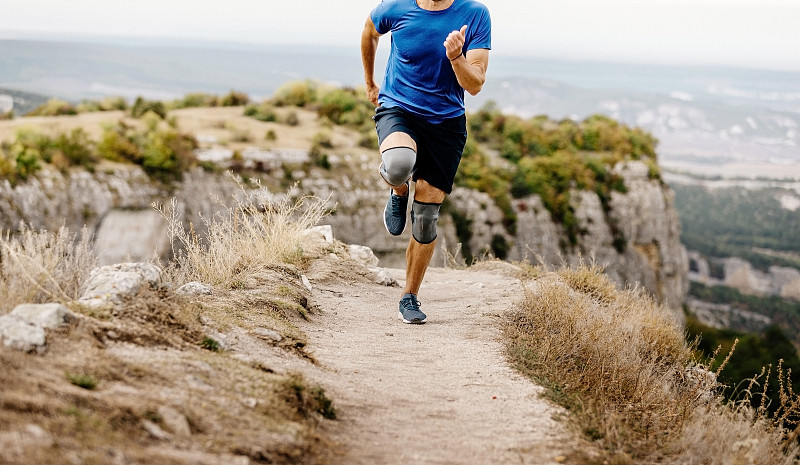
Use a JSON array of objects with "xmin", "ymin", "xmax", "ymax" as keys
[{"xmin": 301, "ymin": 265, "xmax": 573, "ymax": 465}]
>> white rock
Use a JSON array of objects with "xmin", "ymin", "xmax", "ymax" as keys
[
  {"xmin": 78, "ymin": 262, "xmax": 163, "ymax": 308},
  {"xmin": 142, "ymin": 420, "xmax": 172, "ymax": 440},
  {"xmin": 253, "ymin": 327, "xmax": 283, "ymax": 342},
  {"xmin": 176, "ymin": 282, "xmax": 213, "ymax": 296},
  {"xmin": 0, "ymin": 424, "xmax": 54, "ymax": 460},
  {"xmin": 301, "ymin": 275, "xmax": 313, "ymax": 292},
  {"xmin": 10, "ymin": 303, "xmax": 72, "ymax": 329},
  {"xmin": 0, "ymin": 315, "xmax": 47, "ymax": 354},
  {"xmin": 368, "ymin": 267, "xmax": 398, "ymax": 287},
  {"xmin": 157, "ymin": 406, "xmax": 192, "ymax": 438},
  {"xmin": 305, "ymin": 225, "xmax": 334, "ymax": 244},
  {"xmin": 348, "ymin": 244, "xmax": 380, "ymax": 267}
]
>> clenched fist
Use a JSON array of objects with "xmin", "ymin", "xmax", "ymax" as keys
[{"xmin": 444, "ymin": 25, "xmax": 467, "ymax": 61}]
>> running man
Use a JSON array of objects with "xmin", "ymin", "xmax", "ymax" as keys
[{"xmin": 360, "ymin": 0, "xmax": 491, "ymax": 324}]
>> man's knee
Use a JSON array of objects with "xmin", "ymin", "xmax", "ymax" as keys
[
  {"xmin": 380, "ymin": 146, "xmax": 416, "ymax": 187},
  {"xmin": 411, "ymin": 201, "xmax": 441, "ymax": 244}
]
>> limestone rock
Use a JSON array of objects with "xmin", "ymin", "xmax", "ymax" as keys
[
  {"xmin": 368, "ymin": 267, "xmax": 398, "ymax": 287},
  {"xmin": 0, "ymin": 424, "xmax": 54, "ymax": 461},
  {"xmin": 0, "ymin": 315, "xmax": 47, "ymax": 353},
  {"xmin": 142, "ymin": 420, "xmax": 172, "ymax": 440},
  {"xmin": 157, "ymin": 406, "xmax": 192, "ymax": 438},
  {"xmin": 348, "ymin": 244, "xmax": 380, "ymax": 267},
  {"xmin": 10, "ymin": 303, "xmax": 72, "ymax": 329},
  {"xmin": 304, "ymin": 225, "xmax": 334, "ymax": 244},
  {"xmin": 94, "ymin": 209, "xmax": 170, "ymax": 265},
  {"xmin": 79, "ymin": 262, "xmax": 163, "ymax": 308},
  {"xmin": 253, "ymin": 328, "xmax": 283, "ymax": 342},
  {"xmin": 301, "ymin": 275, "xmax": 313, "ymax": 292},
  {"xmin": 176, "ymin": 282, "xmax": 213, "ymax": 296}
]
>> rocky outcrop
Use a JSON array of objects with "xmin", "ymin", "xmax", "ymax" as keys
[
  {"xmin": 445, "ymin": 161, "xmax": 689, "ymax": 320},
  {"xmin": 0, "ymin": 160, "xmax": 687, "ymax": 319},
  {"xmin": 0, "ymin": 166, "xmax": 243, "ymax": 265},
  {"xmin": 689, "ymin": 252, "xmax": 800, "ymax": 300}
]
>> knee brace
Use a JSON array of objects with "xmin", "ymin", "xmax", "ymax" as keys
[
  {"xmin": 411, "ymin": 201, "xmax": 441, "ymax": 244},
  {"xmin": 380, "ymin": 146, "xmax": 416, "ymax": 187}
]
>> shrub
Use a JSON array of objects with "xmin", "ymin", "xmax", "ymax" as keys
[
  {"xmin": 52, "ymin": 128, "xmax": 97, "ymax": 170},
  {"xmin": 98, "ymin": 121, "xmax": 142, "ymax": 163},
  {"xmin": 66, "ymin": 372, "xmax": 98, "ymax": 390},
  {"xmin": 272, "ymin": 80, "xmax": 318, "ymax": 107},
  {"xmin": 26, "ymin": 98, "xmax": 77, "ymax": 117},
  {"xmin": 172, "ymin": 93, "xmax": 218, "ymax": 109},
  {"xmin": 220, "ymin": 90, "xmax": 250, "ymax": 107},
  {"xmin": 243, "ymin": 102, "xmax": 278, "ymax": 122},
  {"xmin": 76, "ymin": 96, "xmax": 128, "ymax": 113},
  {"xmin": 0, "ymin": 225, "xmax": 97, "ymax": 314},
  {"xmin": 131, "ymin": 97, "xmax": 167, "ymax": 119},
  {"xmin": 284, "ymin": 110, "xmax": 300, "ymax": 126},
  {"xmin": 0, "ymin": 110, "xmax": 13, "ymax": 120},
  {"xmin": 140, "ymin": 129, "xmax": 198, "ymax": 181}
]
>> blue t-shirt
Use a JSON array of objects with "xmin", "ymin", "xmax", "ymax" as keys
[{"xmin": 370, "ymin": 0, "xmax": 491, "ymax": 123}]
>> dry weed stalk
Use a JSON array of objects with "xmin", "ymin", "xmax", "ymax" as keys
[
  {"xmin": 156, "ymin": 175, "xmax": 330, "ymax": 289},
  {"xmin": 0, "ymin": 224, "xmax": 96, "ymax": 314},
  {"xmin": 506, "ymin": 263, "xmax": 800, "ymax": 463}
]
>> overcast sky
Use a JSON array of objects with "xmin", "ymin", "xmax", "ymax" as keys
[{"xmin": 2, "ymin": 0, "xmax": 799, "ymax": 71}]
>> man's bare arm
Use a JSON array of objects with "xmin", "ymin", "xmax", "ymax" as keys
[
  {"xmin": 443, "ymin": 26, "xmax": 489, "ymax": 96},
  {"xmin": 361, "ymin": 17, "xmax": 383, "ymax": 106}
]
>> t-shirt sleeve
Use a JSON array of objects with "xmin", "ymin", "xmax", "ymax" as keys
[
  {"xmin": 467, "ymin": 6, "xmax": 491, "ymax": 51},
  {"xmin": 370, "ymin": 0, "xmax": 397, "ymax": 35}
]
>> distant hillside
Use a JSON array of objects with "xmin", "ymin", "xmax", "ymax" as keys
[{"xmin": 0, "ymin": 87, "xmax": 49, "ymax": 115}]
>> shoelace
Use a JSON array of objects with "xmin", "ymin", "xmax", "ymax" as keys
[
  {"xmin": 390, "ymin": 194, "xmax": 406, "ymax": 216},
  {"xmin": 403, "ymin": 295, "xmax": 422, "ymax": 310}
]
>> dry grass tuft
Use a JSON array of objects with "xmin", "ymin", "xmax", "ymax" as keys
[
  {"xmin": 0, "ymin": 225, "xmax": 97, "ymax": 314},
  {"xmin": 506, "ymin": 263, "xmax": 800, "ymax": 463},
  {"xmin": 156, "ymin": 176, "xmax": 331, "ymax": 290}
]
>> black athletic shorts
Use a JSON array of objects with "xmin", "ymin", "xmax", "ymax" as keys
[{"xmin": 373, "ymin": 106, "xmax": 467, "ymax": 195}]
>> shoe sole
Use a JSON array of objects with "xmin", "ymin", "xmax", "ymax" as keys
[{"xmin": 398, "ymin": 311, "xmax": 426, "ymax": 324}]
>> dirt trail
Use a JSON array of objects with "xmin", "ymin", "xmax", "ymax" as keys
[{"xmin": 301, "ymin": 265, "xmax": 573, "ymax": 465}]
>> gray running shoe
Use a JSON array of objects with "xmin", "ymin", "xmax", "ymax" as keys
[
  {"xmin": 383, "ymin": 181, "xmax": 410, "ymax": 236},
  {"xmin": 398, "ymin": 293, "xmax": 426, "ymax": 324}
]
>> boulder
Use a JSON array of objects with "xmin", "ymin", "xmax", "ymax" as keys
[
  {"xmin": 176, "ymin": 282, "xmax": 213, "ymax": 296},
  {"xmin": 157, "ymin": 406, "xmax": 192, "ymax": 438},
  {"xmin": 10, "ymin": 303, "xmax": 72, "ymax": 329},
  {"xmin": 348, "ymin": 244, "xmax": 380, "ymax": 267},
  {"xmin": 78, "ymin": 262, "xmax": 163, "ymax": 308},
  {"xmin": 0, "ymin": 315, "xmax": 47, "ymax": 353}
]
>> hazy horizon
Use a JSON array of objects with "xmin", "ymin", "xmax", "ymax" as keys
[{"xmin": 2, "ymin": 0, "xmax": 799, "ymax": 72}]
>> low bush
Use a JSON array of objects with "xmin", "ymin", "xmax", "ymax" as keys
[
  {"xmin": 98, "ymin": 120, "xmax": 197, "ymax": 181},
  {"xmin": 219, "ymin": 90, "xmax": 250, "ymax": 107},
  {"xmin": 243, "ymin": 102, "xmax": 278, "ymax": 122},
  {"xmin": 130, "ymin": 97, "xmax": 167, "ymax": 119},
  {"xmin": 506, "ymin": 264, "xmax": 800, "ymax": 463},
  {"xmin": 26, "ymin": 98, "xmax": 78, "ymax": 117},
  {"xmin": 171, "ymin": 93, "xmax": 219, "ymax": 109},
  {"xmin": 51, "ymin": 128, "xmax": 97, "ymax": 171},
  {"xmin": 272, "ymin": 80, "xmax": 318, "ymax": 108},
  {"xmin": 76, "ymin": 96, "xmax": 128, "ymax": 113}
]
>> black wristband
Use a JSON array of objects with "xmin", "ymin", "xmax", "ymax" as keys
[{"xmin": 449, "ymin": 53, "xmax": 462, "ymax": 62}]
